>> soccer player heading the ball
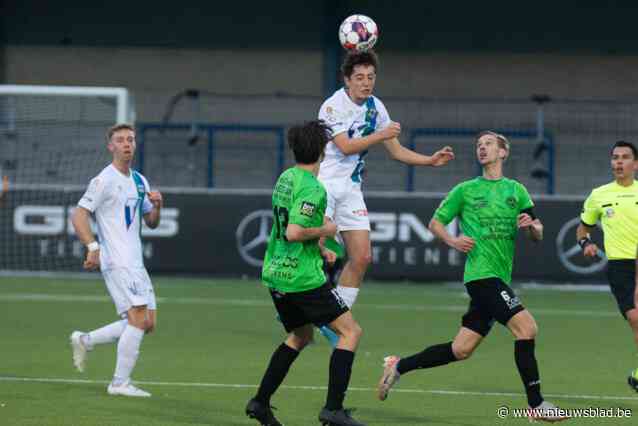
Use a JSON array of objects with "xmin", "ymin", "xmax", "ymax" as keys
[
  {"xmin": 246, "ymin": 120, "xmax": 366, "ymax": 426},
  {"xmin": 316, "ymin": 50, "xmax": 455, "ymax": 344},
  {"xmin": 377, "ymin": 131, "xmax": 568, "ymax": 423},
  {"xmin": 70, "ymin": 124, "xmax": 163, "ymax": 398}
]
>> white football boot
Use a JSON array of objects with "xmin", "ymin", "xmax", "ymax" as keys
[
  {"xmin": 377, "ymin": 355, "xmax": 401, "ymax": 401},
  {"xmin": 107, "ymin": 380, "xmax": 151, "ymax": 398},
  {"xmin": 70, "ymin": 331, "xmax": 89, "ymax": 373}
]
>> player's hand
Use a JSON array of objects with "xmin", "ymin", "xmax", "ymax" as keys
[
  {"xmin": 321, "ymin": 248, "xmax": 337, "ymax": 265},
  {"xmin": 380, "ymin": 122, "xmax": 401, "ymax": 140},
  {"xmin": 321, "ymin": 220, "xmax": 338, "ymax": 238},
  {"xmin": 517, "ymin": 213, "xmax": 535, "ymax": 228},
  {"xmin": 450, "ymin": 235, "xmax": 475, "ymax": 253},
  {"xmin": 147, "ymin": 191, "xmax": 163, "ymax": 209},
  {"xmin": 429, "ymin": 146, "xmax": 455, "ymax": 167},
  {"xmin": 83, "ymin": 249, "xmax": 100, "ymax": 271},
  {"xmin": 583, "ymin": 243, "xmax": 599, "ymax": 258}
]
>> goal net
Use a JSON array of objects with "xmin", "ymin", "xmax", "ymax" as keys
[{"xmin": 0, "ymin": 85, "xmax": 135, "ymax": 274}]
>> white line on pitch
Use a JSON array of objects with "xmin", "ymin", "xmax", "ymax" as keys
[
  {"xmin": 0, "ymin": 293, "xmax": 618, "ymax": 317},
  {"xmin": 1, "ymin": 376, "xmax": 636, "ymax": 402}
]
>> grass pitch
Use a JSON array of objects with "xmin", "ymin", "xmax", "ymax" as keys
[{"xmin": 0, "ymin": 276, "xmax": 636, "ymax": 425}]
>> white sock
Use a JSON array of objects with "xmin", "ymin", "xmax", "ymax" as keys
[
  {"xmin": 337, "ymin": 286, "xmax": 360, "ymax": 309},
  {"xmin": 112, "ymin": 325, "xmax": 144, "ymax": 386},
  {"xmin": 84, "ymin": 320, "xmax": 127, "ymax": 350}
]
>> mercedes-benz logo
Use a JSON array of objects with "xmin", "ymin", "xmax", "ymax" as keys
[
  {"xmin": 556, "ymin": 217, "xmax": 607, "ymax": 274},
  {"xmin": 236, "ymin": 210, "xmax": 273, "ymax": 267}
]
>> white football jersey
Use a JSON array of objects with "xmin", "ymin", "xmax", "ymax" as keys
[
  {"xmin": 318, "ymin": 88, "xmax": 391, "ymax": 183},
  {"xmin": 78, "ymin": 164, "xmax": 153, "ymax": 271}
]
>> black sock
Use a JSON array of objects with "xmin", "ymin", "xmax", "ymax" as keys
[
  {"xmin": 514, "ymin": 339, "xmax": 543, "ymax": 408},
  {"xmin": 325, "ymin": 349, "xmax": 355, "ymax": 411},
  {"xmin": 397, "ymin": 342, "xmax": 457, "ymax": 375},
  {"xmin": 255, "ymin": 343, "xmax": 299, "ymax": 404}
]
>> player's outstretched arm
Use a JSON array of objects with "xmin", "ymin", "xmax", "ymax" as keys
[
  {"xmin": 428, "ymin": 218, "xmax": 475, "ymax": 253},
  {"xmin": 71, "ymin": 207, "xmax": 100, "ymax": 270},
  {"xmin": 383, "ymin": 139, "xmax": 455, "ymax": 167},
  {"xmin": 286, "ymin": 219, "xmax": 337, "ymax": 242},
  {"xmin": 518, "ymin": 213, "xmax": 543, "ymax": 242},
  {"xmin": 576, "ymin": 222, "xmax": 599, "ymax": 257},
  {"xmin": 332, "ymin": 122, "xmax": 401, "ymax": 155},
  {"xmin": 143, "ymin": 191, "xmax": 163, "ymax": 229}
]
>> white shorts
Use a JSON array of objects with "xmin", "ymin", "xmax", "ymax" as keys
[
  {"xmin": 322, "ymin": 178, "xmax": 370, "ymax": 232},
  {"xmin": 102, "ymin": 267, "xmax": 157, "ymax": 316}
]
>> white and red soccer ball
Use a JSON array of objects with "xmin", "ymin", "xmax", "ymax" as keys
[{"xmin": 338, "ymin": 15, "xmax": 378, "ymax": 52}]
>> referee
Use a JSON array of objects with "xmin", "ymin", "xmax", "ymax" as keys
[{"xmin": 576, "ymin": 140, "xmax": 638, "ymax": 392}]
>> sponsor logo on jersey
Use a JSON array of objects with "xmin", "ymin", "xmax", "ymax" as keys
[
  {"xmin": 352, "ymin": 209, "xmax": 368, "ymax": 217},
  {"xmin": 300, "ymin": 201, "xmax": 316, "ymax": 217},
  {"xmin": 500, "ymin": 290, "xmax": 521, "ymax": 310}
]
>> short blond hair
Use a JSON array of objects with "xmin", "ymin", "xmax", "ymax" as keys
[
  {"xmin": 106, "ymin": 123, "xmax": 135, "ymax": 142},
  {"xmin": 476, "ymin": 130, "xmax": 510, "ymax": 159}
]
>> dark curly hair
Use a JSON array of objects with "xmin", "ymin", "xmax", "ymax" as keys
[{"xmin": 341, "ymin": 50, "xmax": 379, "ymax": 78}]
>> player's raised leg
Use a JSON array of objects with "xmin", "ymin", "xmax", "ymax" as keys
[
  {"xmin": 378, "ymin": 327, "xmax": 479, "ymax": 401},
  {"xmin": 70, "ymin": 319, "xmax": 127, "ymax": 372}
]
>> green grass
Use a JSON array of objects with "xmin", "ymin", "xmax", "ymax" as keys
[{"xmin": 0, "ymin": 276, "xmax": 637, "ymax": 425}]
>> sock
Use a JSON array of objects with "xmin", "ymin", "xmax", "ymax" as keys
[
  {"xmin": 84, "ymin": 319, "xmax": 127, "ymax": 349},
  {"xmin": 255, "ymin": 343, "xmax": 299, "ymax": 404},
  {"xmin": 112, "ymin": 325, "xmax": 145, "ymax": 386},
  {"xmin": 397, "ymin": 342, "xmax": 457, "ymax": 375},
  {"xmin": 514, "ymin": 339, "xmax": 543, "ymax": 408},
  {"xmin": 325, "ymin": 349, "xmax": 355, "ymax": 411},
  {"xmin": 336, "ymin": 286, "xmax": 359, "ymax": 309}
]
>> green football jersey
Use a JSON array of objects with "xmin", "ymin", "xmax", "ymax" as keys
[
  {"xmin": 433, "ymin": 177, "xmax": 534, "ymax": 284},
  {"xmin": 262, "ymin": 167, "xmax": 327, "ymax": 293}
]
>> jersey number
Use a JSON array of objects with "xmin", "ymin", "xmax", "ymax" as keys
[{"xmin": 273, "ymin": 206, "xmax": 289, "ymax": 241}]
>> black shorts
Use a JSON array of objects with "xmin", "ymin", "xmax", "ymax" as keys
[
  {"xmin": 270, "ymin": 283, "xmax": 349, "ymax": 333},
  {"xmin": 462, "ymin": 278, "xmax": 525, "ymax": 337},
  {"xmin": 607, "ymin": 260, "xmax": 637, "ymax": 319}
]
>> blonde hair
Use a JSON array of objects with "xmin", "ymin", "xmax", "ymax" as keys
[
  {"xmin": 106, "ymin": 123, "xmax": 135, "ymax": 142},
  {"xmin": 476, "ymin": 130, "xmax": 510, "ymax": 159}
]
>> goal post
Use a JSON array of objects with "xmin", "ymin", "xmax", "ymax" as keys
[
  {"xmin": 0, "ymin": 84, "xmax": 134, "ymax": 127},
  {"xmin": 0, "ymin": 85, "xmax": 135, "ymax": 274}
]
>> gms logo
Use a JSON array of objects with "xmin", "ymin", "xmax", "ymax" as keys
[
  {"xmin": 13, "ymin": 205, "xmax": 179, "ymax": 237},
  {"xmin": 13, "ymin": 205, "xmax": 179, "ymax": 260}
]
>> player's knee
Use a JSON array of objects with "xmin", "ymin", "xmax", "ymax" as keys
[
  {"xmin": 351, "ymin": 252, "xmax": 371, "ymax": 272},
  {"xmin": 452, "ymin": 344, "xmax": 474, "ymax": 361},
  {"xmin": 340, "ymin": 321, "xmax": 363, "ymax": 343},
  {"xmin": 519, "ymin": 320, "xmax": 538, "ymax": 340},
  {"xmin": 350, "ymin": 322, "xmax": 363, "ymax": 342},
  {"xmin": 626, "ymin": 309, "xmax": 638, "ymax": 327},
  {"xmin": 289, "ymin": 335, "xmax": 312, "ymax": 351}
]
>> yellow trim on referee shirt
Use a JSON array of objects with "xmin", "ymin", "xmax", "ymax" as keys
[{"xmin": 581, "ymin": 180, "xmax": 638, "ymax": 260}]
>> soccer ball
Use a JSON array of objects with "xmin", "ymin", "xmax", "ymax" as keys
[{"xmin": 338, "ymin": 15, "xmax": 378, "ymax": 52}]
